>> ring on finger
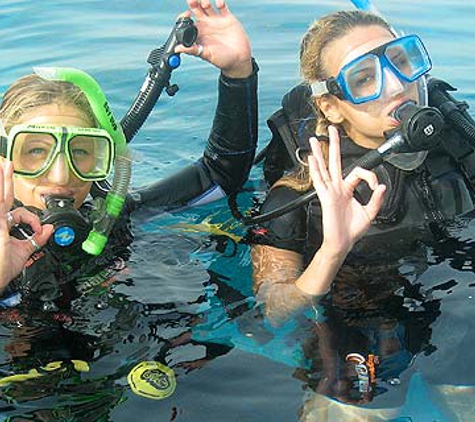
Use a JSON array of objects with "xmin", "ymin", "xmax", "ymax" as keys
[
  {"xmin": 196, "ymin": 44, "xmax": 204, "ymax": 58},
  {"xmin": 28, "ymin": 236, "xmax": 41, "ymax": 253},
  {"xmin": 6, "ymin": 211, "xmax": 15, "ymax": 230}
]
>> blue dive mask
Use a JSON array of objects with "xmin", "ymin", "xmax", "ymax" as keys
[{"xmin": 311, "ymin": 35, "xmax": 432, "ymax": 105}]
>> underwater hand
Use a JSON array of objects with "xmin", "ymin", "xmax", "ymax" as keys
[
  {"xmin": 176, "ymin": 0, "xmax": 252, "ymax": 78},
  {"xmin": 308, "ymin": 126, "xmax": 386, "ymax": 256},
  {"xmin": 0, "ymin": 160, "xmax": 53, "ymax": 291}
]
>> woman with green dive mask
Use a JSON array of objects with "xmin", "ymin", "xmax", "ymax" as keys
[{"xmin": 0, "ymin": 0, "xmax": 258, "ymax": 306}]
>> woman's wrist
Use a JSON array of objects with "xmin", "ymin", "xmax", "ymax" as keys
[
  {"xmin": 320, "ymin": 239, "xmax": 353, "ymax": 259},
  {"xmin": 295, "ymin": 246, "xmax": 348, "ymax": 296},
  {"xmin": 221, "ymin": 58, "xmax": 253, "ymax": 79}
]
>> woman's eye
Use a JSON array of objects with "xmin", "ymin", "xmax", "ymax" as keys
[
  {"xmin": 26, "ymin": 147, "xmax": 48, "ymax": 156},
  {"xmin": 71, "ymin": 148, "xmax": 91, "ymax": 157},
  {"xmin": 354, "ymin": 74, "xmax": 374, "ymax": 87},
  {"xmin": 394, "ymin": 56, "xmax": 410, "ymax": 68}
]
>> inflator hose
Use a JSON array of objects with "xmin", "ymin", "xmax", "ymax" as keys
[
  {"xmin": 428, "ymin": 78, "xmax": 475, "ymax": 144},
  {"xmin": 236, "ymin": 149, "xmax": 385, "ymax": 225}
]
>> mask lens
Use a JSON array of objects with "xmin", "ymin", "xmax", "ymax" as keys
[
  {"xmin": 68, "ymin": 135, "xmax": 112, "ymax": 180},
  {"xmin": 342, "ymin": 54, "xmax": 382, "ymax": 104},
  {"xmin": 11, "ymin": 132, "xmax": 57, "ymax": 176},
  {"xmin": 386, "ymin": 36, "xmax": 431, "ymax": 81}
]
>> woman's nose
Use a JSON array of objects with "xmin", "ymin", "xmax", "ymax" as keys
[
  {"xmin": 45, "ymin": 153, "xmax": 70, "ymax": 185},
  {"xmin": 382, "ymin": 67, "xmax": 405, "ymax": 98}
]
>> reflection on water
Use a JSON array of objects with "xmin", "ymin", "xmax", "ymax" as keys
[
  {"xmin": 2, "ymin": 210, "xmax": 475, "ymax": 421},
  {"xmin": 0, "ymin": 233, "xmax": 231, "ymax": 420},
  {"xmin": 1, "ymin": 0, "xmax": 475, "ymax": 421}
]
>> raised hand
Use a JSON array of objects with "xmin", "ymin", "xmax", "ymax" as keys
[
  {"xmin": 0, "ymin": 159, "xmax": 53, "ymax": 292},
  {"xmin": 176, "ymin": 0, "xmax": 252, "ymax": 78},
  {"xmin": 308, "ymin": 126, "xmax": 386, "ymax": 256}
]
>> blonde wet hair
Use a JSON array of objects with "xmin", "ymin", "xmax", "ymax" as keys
[
  {"xmin": 274, "ymin": 10, "xmax": 391, "ymax": 191},
  {"xmin": 0, "ymin": 74, "xmax": 97, "ymax": 133}
]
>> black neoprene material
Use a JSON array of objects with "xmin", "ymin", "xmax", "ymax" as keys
[{"xmin": 133, "ymin": 60, "xmax": 258, "ymax": 213}]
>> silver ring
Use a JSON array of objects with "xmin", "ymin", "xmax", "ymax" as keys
[
  {"xmin": 6, "ymin": 211, "xmax": 15, "ymax": 230},
  {"xmin": 196, "ymin": 44, "xmax": 204, "ymax": 58},
  {"xmin": 28, "ymin": 236, "xmax": 41, "ymax": 253}
]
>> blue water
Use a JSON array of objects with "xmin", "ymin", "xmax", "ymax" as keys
[{"xmin": 1, "ymin": 0, "xmax": 475, "ymax": 421}]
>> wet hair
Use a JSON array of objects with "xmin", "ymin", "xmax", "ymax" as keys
[
  {"xmin": 274, "ymin": 10, "xmax": 391, "ymax": 192},
  {"xmin": 0, "ymin": 74, "xmax": 97, "ymax": 133},
  {"xmin": 300, "ymin": 10, "xmax": 391, "ymax": 137}
]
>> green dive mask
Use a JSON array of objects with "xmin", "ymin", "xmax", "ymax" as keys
[
  {"xmin": 7, "ymin": 124, "xmax": 114, "ymax": 181},
  {"xmin": 33, "ymin": 67, "xmax": 132, "ymax": 256}
]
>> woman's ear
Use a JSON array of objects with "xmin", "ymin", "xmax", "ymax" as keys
[{"xmin": 315, "ymin": 96, "xmax": 344, "ymax": 124}]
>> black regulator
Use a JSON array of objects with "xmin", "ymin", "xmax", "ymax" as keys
[{"xmin": 39, "ymin": 195, "xmax": 91, "ymax": 253}]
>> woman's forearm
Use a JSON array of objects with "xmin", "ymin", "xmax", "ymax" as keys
[
  {"xmin": 202, "ymin": 59, "xmax": 258, "ymax": 194},
  {"xmin": 252, "ymin": 244, "xmax": 348, "ymax": 323},
  {"xmin": 132, "ymin": 62, "xmax": 258, "ymax": 213},
  {"xmin": 295, "ymin": 245, "xmax": 348, "ymax": 296}
]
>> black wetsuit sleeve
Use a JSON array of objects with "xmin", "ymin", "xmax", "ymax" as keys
[
  {"xmin": 132, "ymin": 60, "xmax": 258, "ymax": 214},
  {"xmin": 248, "ymin": 186, "xmax": 307, "ymax": 254}
]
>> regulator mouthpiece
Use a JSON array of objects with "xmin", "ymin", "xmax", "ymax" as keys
[
  {"xmin": 387, "ymin": 101, "xmax": 444, "ymax": 152},
  {"xmin": 40, "ymin": 195, "xmax": 91, "ymax": 253}
]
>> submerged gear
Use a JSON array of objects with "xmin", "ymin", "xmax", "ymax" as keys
[
  {"xmin": 311, "ymin": 35, "xmax": 431, "ymax": 105},
  {"xmin": 8, "ymin": 197, "xmax": 134, "ymax": 306},
  {"xmin": 7, "ymin": 124, "xmax": 114, "ymax": 181},
  {"xmin": 127, "ymin": 361, "xmax": 176, "ymax": 400},
  {"xmin": 34, "ymin": 67, "xmax": 132, "ymax": 257}
]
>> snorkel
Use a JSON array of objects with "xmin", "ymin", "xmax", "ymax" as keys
[
  {"xmin": 349, "ymin": 0, "xmax": 380, "ymax": 15},
  {"xmin": 33, "ymin": 66, "xmax": 131, "ymax": 256},
  {"xmin": 121, "ymin": 17, "xmax": 197, "ymax": 141}
]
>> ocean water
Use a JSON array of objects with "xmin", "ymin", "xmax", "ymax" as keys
[{"xmin": 1, "ymin": 0, "xmax": 475, "ymax": 421}]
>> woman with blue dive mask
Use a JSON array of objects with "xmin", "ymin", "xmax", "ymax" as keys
[
  {"xmin": 310, "ymin": 28, "xmax": 429, "ymax": 149},
  {"xmin": 247, "ymin": 9, "xmax": 475, "ymax": 413},
  {"xmin": 0, "ymin": 0, "xmax": 258, "ymax": 307}
]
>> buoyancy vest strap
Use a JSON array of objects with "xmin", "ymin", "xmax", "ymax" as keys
[
  {"xmin": 440, "ymin": 132, "xmax": 475, "ymax": 191},
  {"xmin": 267, "ymin": 108, "xmax": 301, "ymax": 168}
]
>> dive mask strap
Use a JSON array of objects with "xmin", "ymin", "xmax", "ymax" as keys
[{"xmin": 310, "ymin": 78, "xmax": 344, "ymax": 100}]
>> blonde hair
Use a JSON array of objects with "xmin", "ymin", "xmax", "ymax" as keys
[
  {"xmin": 0, "ymin": 74, "xmax": 97, "ymax": 133},
  {"xmin": 274, "ymin": 10, "xmax": 391, "ymax": 192}
]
